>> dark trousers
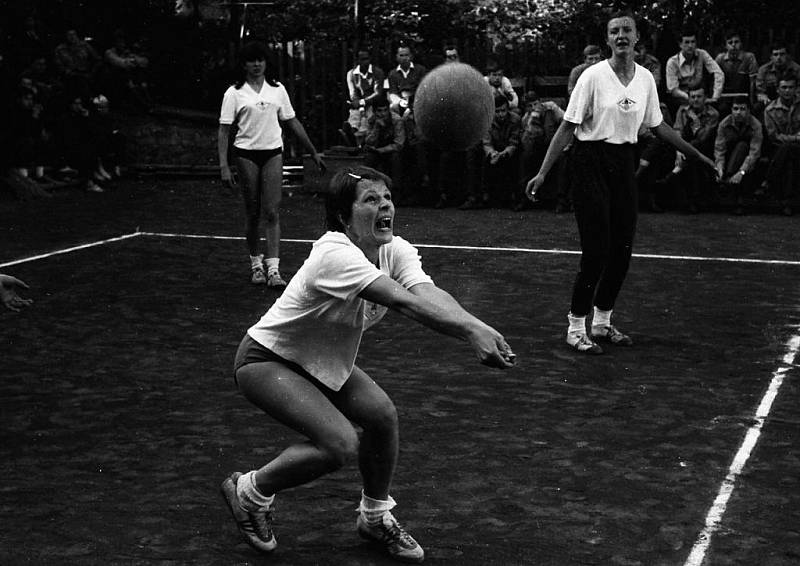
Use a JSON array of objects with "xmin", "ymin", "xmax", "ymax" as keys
[
  {"xmin": 569, "ymin": 141, "xmax": 638, "ymax": 316},
  {"xmin": 766, "ymin": 142, "xmax": 800, "ymax": 201},
  {"xmin": 723, "ymin": 140, "xmax": 756, "ymax": 197}
]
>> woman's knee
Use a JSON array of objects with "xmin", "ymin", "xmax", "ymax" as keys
[
  {"xmin": 360, "ymin": 397, "xmax": 399, "ymax": 435},
  {"xmin": 319, "ymin": 428, "xmax": 360, "ymax": 469}
]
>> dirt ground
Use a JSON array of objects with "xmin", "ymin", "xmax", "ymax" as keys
[{"xmin": 1, "ymin": 178, "xmax": 799, "ymax": 565}]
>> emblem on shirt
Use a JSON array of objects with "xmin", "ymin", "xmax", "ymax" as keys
[
  {"xmin": 618, "ymin": 96, "xmax": 636, "ymax": 111},
  {"xmin": 256, "ymin": 100, "xmax": 268, "ymax": 111}
]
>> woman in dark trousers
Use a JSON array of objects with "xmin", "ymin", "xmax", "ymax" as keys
[{"xmin": 526, "ymin": 12, "xmax": 716, "ymax": 354}]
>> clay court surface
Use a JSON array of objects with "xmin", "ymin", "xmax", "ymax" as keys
[{"xmin": 1, "ymin": 178, "xmax": 799, "ymax": 566}]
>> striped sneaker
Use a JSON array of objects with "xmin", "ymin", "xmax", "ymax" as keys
[
  {"xmin": 266, "ymin": 269, "xmax": 287, "ymax": 288},
  {"xmin": 357, "ymin": 511, "xmax": 424, "ymax": 563},
  {"xmin": 591, "ymin": 324, "xmax": 633, "ymax": 346},
  {"xmin": 250, "ymin": 265, "xmax": 267, "ymax": 285},
  {"xmin": 220, "ymin": 472, "xmax": 277, "ymax": 553},
  {"xmin": 566, "ymin": 331, "xmax": 604, "ymax": 355}
]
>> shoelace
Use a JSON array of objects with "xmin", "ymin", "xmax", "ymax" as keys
[
  {"xmin": 246, "ymin": 508, "xmax": 274, "ymax": 537},
  {"xmin": 380, "ymin": 516, "xmax": 416, "ymax": 547}
]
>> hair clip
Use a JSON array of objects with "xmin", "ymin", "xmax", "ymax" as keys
[{"xmin": 347, "ymin": 172, "xmax": 362, "ymax": 180}]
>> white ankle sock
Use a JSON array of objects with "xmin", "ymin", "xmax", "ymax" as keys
[
  {"xmin": 592, "ymin": 307, "xmax": 612, "ymax": 328},
  {"xmin": 358, "ymin": 491, "xmax": 396, "ymax": 526},
  {"xmin": 264, "ymin": 257, "xmax": 279, "ymax": 273},
  {"xmin": 236, "ymin": 470, "xmax": 274, "ymax": 512},
  {"xmin": 249, "ymin": 254, "xmax": 264, "ymax": 269},
  {"xmin": 567, "ymin": 313, "xmax": 586, "ymax": 334}
]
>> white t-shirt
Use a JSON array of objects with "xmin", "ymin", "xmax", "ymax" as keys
[
  {"xmin": 565, "ymin": 60, "xmax": 663, "ymax": 144},
  {"xmin": 219, "ymin": 81, "xmax": 296, "ymax": 150},
  {"xmin": 247, "ymin": 232, "xmax": 433, "ymax": 391}
]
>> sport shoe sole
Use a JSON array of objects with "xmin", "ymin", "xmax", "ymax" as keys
[
  {"xmin": 357, "ymin": 514, "xmax": 424, "ymax": 563},
  {"xmin": 566, "ymin": 332, "xmax": 604, "ymax": 355},
  {"xmin": 591, "ymin": 325, "xmax": 633, "ymax": 346},
  {"xmin": 220, "ymin": 472, "xmax": 277, "ymax": 553}
]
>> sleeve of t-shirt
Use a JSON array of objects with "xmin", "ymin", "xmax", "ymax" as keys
[
  {"xmin": 563, "ymin": 71, "xmax": 593, "ymax": 125},
  {"xmin": 387, "ymin": 237, "xmax": 434, "ymax": 289},
  {"xmin": 641, "ymin": 72, "xmax": 663, "ymax": 128},
  {"xmin": 219, "ymin": 87, "xmax": 237, "ymax": 124},
  {"xmin": 276, "ymin": 83, "xmax": 296, "ymax": 121},
  {"xmin": 313, "ymin": 242, "xmax": 383, "ymax": 301}
]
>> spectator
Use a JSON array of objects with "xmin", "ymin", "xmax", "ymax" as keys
[
  {"xmin": 567, "ymin": 45, "xmax": 604, "ymax": 96},
  {"xmin": 755, "ymin": 43, "xmax": 800, "ymax": 109},
  {"xmin": 518, "ymin": 90, "xmax": 564, "ymax": 210},
  {"xmin": 53, "ymin": 28, "xmax": 101, "ymax": 100},
  {"xmin": 57, "ymin": 94, "xmax": 105, "ymax": 193},
  {"xmin": 635, "ymin": 41, "xmax": 662, "ymax": 90},
  {"xmin": 0, "ymin": 274, "xmax": 33, "ymax": 312},
  {"xmin": 103, "ymin": 29, "xmax": 153, "ymax": 109},
  {"xmin": 363, "ymin": 95, "xmax": 405, "ymax": 198},
  {"xmin": 715, "ymin": 30, "xmax": 759, "ymax": 116},
  {"xmin": 762, "ymin": 75, "xmax": 800, "ymax": 216},
  {"xmin": 462, "ymin": 94, "xmax": 521, "ymax": 209},
  {"xmin": 714, "ymin": 96, "xmax": 763, "ymax": 215},
  {"xmin": 15, "ymin": 15, "xmax": 47, "ymax": 70},
  {"xmin": 19, "ymin": 56, "xmax": 62, "ymax": 109},
  {"xmin": 6, "ymin": 86, "xmax": 52, "ymax": 183},
  {"xmin": 386, "ymin": 46, "xmax": 426, "ymax": 115},
  {"xmin": 634, "ymin": 102, "xmax": 676, "ymax": 212},
  {"xmin": 484, "ymin": 59, "xmax": 519, "ymax": 110},
  {"xmin": 665, "ymin": 26, "xmax": 724, "ymax": 112},
  {"xmin": 669, "ymin": 87, "xmax": 720, "ymax": 212},
  {"xmin": 343, "ymin": 49, "xmax": 385, "ymax": 147},
  {"xmin": 399, "ymin": 93, "xmax": 429, "ymax": 206},
  {"xmin": 443, "ymin": 44, "xmax": 460, "ymax": 64},
  {"xmin": 89, "ymin": 94, "xmax": 125, "ymax": 179}
]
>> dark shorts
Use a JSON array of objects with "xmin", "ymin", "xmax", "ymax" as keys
[
  {"xmin": 233, "ymin": 146, "xmax": 283, "ymax": 168},
  {"xmin": 233, "ymin": 333, "xmax": 319, "ymax": 386}
]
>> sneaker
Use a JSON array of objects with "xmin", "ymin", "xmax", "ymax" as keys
[
  {"xmin": 566, "ymin": 331, "xmax": 604, "ymax": 355},
  {"xmin": 86, "ymin": 182, "xmax": 104, "ymax": 193},
  {"xmin": 251, "ymin": 265, "xmax": 267, "ymax": 285},
  {"xmin": 591, "ymin": 324, "xmax": 633, "ymax": 346},
  {"xmin": 266, "ymin": 270, "xmax": 287, "ymax": 288},
  {"xmin": 220, "ymin": 472, "xmax": 277, "ymax": 553},
  {"xmin": 357, "ymin": 512, "xmax": 424, "ymax": 563}
]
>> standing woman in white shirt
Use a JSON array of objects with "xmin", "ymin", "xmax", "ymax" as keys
[
  {"xmin": 220, "ymin": 166, "xmax": 515, "ymax": 563},
  {"xmin": 218, "ymin": 41, "xmax": 325, "ymax": 286},
  {"xmin": 525, "ymin": 12, "xmax": 715, "ymax": 354}
]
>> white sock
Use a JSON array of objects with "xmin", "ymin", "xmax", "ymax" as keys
[
  {"xmin": 592, "ymin": 307, "xmax": 612, "ymax": 328},
  {"xmin": 567, "ymin": 313, "xmax": 586, "ymax": 334},
  {"xmin": 249, "ymin": 254, "xmax": 264, "ymax": 270},
  {"xmin": 264, "ymin": 257, "xmax": 280, "ymax": 273},
  {"xmin": 236, "ymin": 470, "xmax": 274, "ymax": 512},
  {"xmin": 358, "ymin": 491, "xmax": 396, "ymax": 526},
  {"xmin": 34, "ymin": 166, "xmax": 45, "ymax": 178}
]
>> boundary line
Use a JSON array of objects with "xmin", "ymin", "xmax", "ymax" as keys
[
  {"xmin": 136, "ymin": 231, "xmax": 800, "ymax": 266},
  {"xmin": 0, "ymin": 232, "xmax": 143, "ymax": 269},
  {"xmin": 683, "ymin": 332, "xmax": 800, "ymax": 566}
]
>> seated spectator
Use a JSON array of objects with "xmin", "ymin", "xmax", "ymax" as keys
[
  {"xmin": 343, "ymin": 49, "xmax": 385, "ymax": 147},
  {"xmin": 19, "ymin": 56, "xmax": 62, "ymax": 109},
  {"xmin": 461, "ymin": 95, "xmax": 521, "ymax": 209},
  {"xmin": 89, "ymin": 94, "xmax": 126, "ymax": 179},
  {"xmin": 635, "ymin": 41, "xmax": 662, "ymax": 90},
  {"xmin": 634, "ymin": 103, "xmax": 676, "ymax": 213},
  {"xmin": 668, "ymin": 87, "xmax": 720, "ymax": 212},
  {"xmin": 485, "ymin": 59, "xmax": 519, "ymax": 111},
  {"xmin": 762, "ymin": 75, "xmax": 800, "ymax": 215},
  {"xmin": 715, "ymin": 30, "xmax": 759, "ymax": 117},
  {"xmin": 567, "ymin": 45, "xmax": 603, "ymax": 96},
  {"xmin": 54, "ymin": 28, "xmax": 101, "ymax": 100},
  {"xmin": 363, "ymin": 95, "xmax": 405, "ymax": 198},
  {"xmin": 714, "ymin": 96, "xmax": 763, "ymax": 215},
  {"xmin": 387, "ymin": 46, "xmax": 426, "ymax": 115},
  {"xmin": 103, "ymin": 29, "xmax": 153, "ymax": 109},
  {"xmin": 518, "ymin": 90, "xmax": 563, "ymax": 210},
  {"xmin": 57, "ymin": 94, "xmax": 106, "ymax": 193},
  {"xmin": 15, "ymin": 15, "xmax": 47, "ymax": 70},
  {"xmin": 755, "ymin": 43, "xmax": 800, "ymax": 111},
  {"xmin": 6, "ymin": 86, "xmax": 52, "ymax": 182},
  {"xmin": 665, "ymin": 26, "xmax": 724, "ymax": 114}
]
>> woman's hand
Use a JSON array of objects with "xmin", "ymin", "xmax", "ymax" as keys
[
  {"xmin": 311, "ymin": 152, "xmax": 327, "ymax": 173},
  {"xmin": 526, "ymin": 174, "xmax": 545, "ymax": 202},
  {"xmin": 220, "ymin": 165, "xmax": 238, "ymax": 195},
  {"xmin": 0, "ymin": 275, "xmax": 33, "ymax": 312},
  {"xmin": 468, "ymin": 323, "xmax": 516, "ymax": 369}
]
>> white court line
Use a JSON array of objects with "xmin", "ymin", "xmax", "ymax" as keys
[
  {"xmin": 683, "ymin": 333, "xmax": 800, "ymax": 566},
  {"xmin": 136, "ymin": 231, "xmax": 800, "ymax": 266},
  {"xmin": 0, "ymin": 232, "xmax": 143, "ymax": 268}
]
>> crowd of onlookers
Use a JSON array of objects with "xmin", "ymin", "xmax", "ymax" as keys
[
  {"xmin": 340, "ymin": 28, "xmax": 800, "ymax": 216},
  {"xmin": 1, "ymin": 15, "xmax": 150, "ymax": 194}
]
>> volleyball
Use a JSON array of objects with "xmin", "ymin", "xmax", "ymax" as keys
[{"xmin": 413, "ymin": 62, "xmax": 494, "ymax": 151}]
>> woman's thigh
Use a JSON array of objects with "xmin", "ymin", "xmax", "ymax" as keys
[
  {"xmin": 328, "ymin": 366, "xmax": 397, "ymax": 430},
  {"xmin": 260, "ymin": 153, "xmax": 283, "ymax": 212},
  {"xmin": 236, "ymin": 361, "xmax": 356, "ymax": 445},
  {"xmin": 236, "ymin": 155, "xmax": 262, "ymax": 213}
]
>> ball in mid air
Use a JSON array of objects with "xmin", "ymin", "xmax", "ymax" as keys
[{"xmin": 413, "ymin": 62, "xmax": 494, "ymax": 151}]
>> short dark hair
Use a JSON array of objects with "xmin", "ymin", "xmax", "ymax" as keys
[
  {"xmin": 778, "ymin": 74, "xmax": 798, "ymax": 85},
  {"xmin": 325, "ymin": 166, "xmax": 393, "ymax": 232},
  {"xmin": 239, "ymin": 41, "xmax": 269, "ymax": 63},
  {"xmin": 770, "ymin": 42, "xmax": 788, "ymax": 53},
  {"xmin": 731, "ymin": 95, "xmax": 750, "ymax": 107},
  {"xmin": 486, "ymin": 59, "xmax": 501, "ymax": 73},
  {"xmin": 688, "ymin": 85, "xmax": 706, "ymax": 95},
  {"xmin": 583, "ymin": 44, "xmax": 602, "ymax": 57},
  {"xmin": 524, "ymin": 90, "xmax": 540, "ymax": 103},
  {"xmin": 679, "ymin": 25, "xmax": 697, "ymax": 40},
  {"xmin": 373, "ymin": 94, "xmax": 390, "ymax": 109},
  {"xmin": 494, "ymin": 94, "xmax": 509, "ymax": 109},
  {"xmin": 724, "ymin": 30, "xmax": 741, "ymax": 41}
]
